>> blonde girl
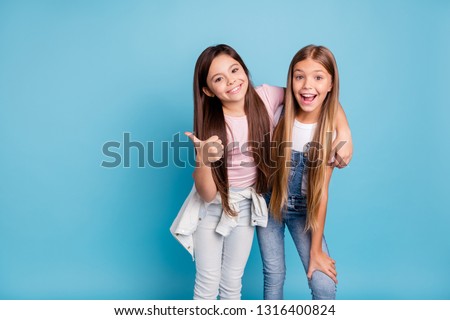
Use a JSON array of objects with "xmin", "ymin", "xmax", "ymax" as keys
[{"xmin": 257, "ymin": 45, "xmax": 346, "ymax": 299}]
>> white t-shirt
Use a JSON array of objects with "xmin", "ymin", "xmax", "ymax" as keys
[
  {"xmin": 292, "ymin": 120, "xmax": 316, "ymax": 195},
  {"xmin": 292, "ymin": 120, "xmax": 336, "ymax": 195},
  {"xmin": 292, "ymin": 120, "xmax": 317, "ymax": 152}
]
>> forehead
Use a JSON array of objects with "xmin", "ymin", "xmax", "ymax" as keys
[
  {"xmin": 208, "ymin": 54, "xmax": 241, "ymax": 75},
  {"xmin": 293, "ymin": 58, "xmax": 328, "ymax": 73}
]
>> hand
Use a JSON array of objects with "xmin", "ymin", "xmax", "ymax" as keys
[
  {"xmin": 307, "ymin": 250, "xmax": 338, "ymax": 284},
  {"xmin": 185, "ymin": 132, "xmax": 224, "ymax": 165},
  {"xmin": 330, "ymin": 133, "xmax": 353, "ymax": 169}
]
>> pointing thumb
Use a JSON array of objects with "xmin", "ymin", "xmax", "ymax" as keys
[{"xmin": 185, "ymin": 131, "xmax": 200, "ymax": 144}]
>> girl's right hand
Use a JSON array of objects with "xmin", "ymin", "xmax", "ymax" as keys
[{"xmin": 185, "ymin": 132, "xmax": 224, "ymax": 165}]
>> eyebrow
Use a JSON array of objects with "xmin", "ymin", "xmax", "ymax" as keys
[
  {"xmin": 293, "ymin": 69, "xmax": 326, "ymax": 73},
  {"xmin": 210, "ymin": 63, "xmax": 240, "ymax": 80}
]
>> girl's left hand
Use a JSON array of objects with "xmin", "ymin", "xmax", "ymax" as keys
[{"xmin": 307, "ymin": 250, "xmax": 338, "ymax": 284}]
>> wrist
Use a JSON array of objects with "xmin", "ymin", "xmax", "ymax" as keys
[
  {"xmin": 310, "ymin": 247, "xmax": 322, "ymax": 256},
  {"xmin": 195, "ymin": 154, "xmax": 211, "ymax": 168}
]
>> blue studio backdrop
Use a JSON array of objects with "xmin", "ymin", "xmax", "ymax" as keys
[{"xmin": 0, "ymin": 0, "xmax": 449, "ymax": 299}]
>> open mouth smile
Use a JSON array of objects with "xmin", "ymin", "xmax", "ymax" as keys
[
  {"xmin": 300, "ymin": 93, "xmax": 317, "ymax": 105},
  {"xmin": 227, "ymin": 83, "xmax": 242, "ymax": 94}
]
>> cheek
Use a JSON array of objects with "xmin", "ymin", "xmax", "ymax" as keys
[
  {"xmin": 238, "ymin": 69, "xmax": 248, "ymax": 78},
  {"xmin": 322, "ymin": 82, "xmax": 332, "ymax": 93},
  {"xmin": 209, "ymin": 83, "xmax": 222, "ymax": 95},
  {"xmin": 327, "ymin": 79, "xmax": 333, "ymax": 92},
  {"xmin": 243, "ymin": 79, "xmax": 250, "ymax": 90}
]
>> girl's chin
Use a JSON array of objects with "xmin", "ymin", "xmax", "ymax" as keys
[{"xmin": 299, "ymin": 104, "xmax": 317, "ymax": 112}]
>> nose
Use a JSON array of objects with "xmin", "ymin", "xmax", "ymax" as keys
[
  {"xmin": 303, "ymin": 77, "xmax": 312, "ymax": 89},
  {"xmin": 228, "ymin": 78, "xmax": 236, "ymax": 85}
]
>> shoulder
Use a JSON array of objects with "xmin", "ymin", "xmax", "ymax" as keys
[
  {"xmin": 255, "ymin": 84, "xmax": 284, "ymax": 110},
  {"xmin": 255, "ymin": 84, "xmax": 284, "ymax": 97}
]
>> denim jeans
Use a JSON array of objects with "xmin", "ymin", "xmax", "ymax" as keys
[
  {"xmin": 193, "ymin": 197, "xmax": 254, "ymax": 300},
  {"xmin": 256, "ymin": 150, "xmax": 336, "ymax": 299}
]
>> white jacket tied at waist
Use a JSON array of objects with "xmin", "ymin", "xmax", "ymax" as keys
[{"xmin": 170, "ymin": 185, "xmax": 268, "ymax": 259}]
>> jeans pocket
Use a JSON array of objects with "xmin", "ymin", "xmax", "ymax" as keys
[{"xmin": 287, "ymin": 195, "xmax": 307, "ymax": 212}]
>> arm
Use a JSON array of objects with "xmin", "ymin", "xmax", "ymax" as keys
[
  {"xmin": 307, "ymin": 166, "xmax": 338, "ymax": 284},
  {"xmin": 193, "ymin": 159, "xmax": 217, "ymax": 203},
  {"xmin": 259, "ymin": 84, "xmax": 285, "ymax": 116},
  {"xmin": 185, "ymin": 132, "xmax": 221, "ymax": 202},
  {"xmin": 334, "ymin": 104, "xmax": 353, "ymax": 168}
]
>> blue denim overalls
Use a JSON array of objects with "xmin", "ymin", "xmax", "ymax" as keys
[{"xmin": 257, "ymin": 147, "xmax": 336, "ymax": 300}]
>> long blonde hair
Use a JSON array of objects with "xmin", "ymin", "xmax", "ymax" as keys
[{"xmin": 269, "ymin": 45, "xmax": 340, "ymax": 231}]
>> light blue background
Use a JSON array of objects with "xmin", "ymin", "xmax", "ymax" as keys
[{"xmin": 1, "ymin": 0, "xmax": 449, "ymax": 299}]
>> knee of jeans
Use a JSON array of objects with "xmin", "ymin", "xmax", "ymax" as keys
[
  {"xmin": 263, "ymin": 264, "xmax": 286, "ymax": 286},
  {"xmin": 219, "ymin": 269, "xmax": 245, "ymax": 300},
  {"xmin": 262, "ymin": 258, "xmax": 286, "ymax": 275},
  {"xmin": 194, "ymin": 270, "xmax": 221, "ymax": 300},
  {"xmin": 219, "ymin": 281, "xmax": 241, "ymax": 300},
  {"xmin": 309, "ymin": 270, "xmax": 336, "ymax": 300}
]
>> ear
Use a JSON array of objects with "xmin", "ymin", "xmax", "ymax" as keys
[
  {"xmin": 327, "ymin": 83, "xmax": 333, "ymax": 93},
  {"xmin": 202, "ymin": 87, "xmax": 215, "ymax": 97}
]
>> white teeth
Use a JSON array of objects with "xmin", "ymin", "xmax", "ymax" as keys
[{"xmin": 229, "ymin": 85, "xmax": 240, "ymax": 93}]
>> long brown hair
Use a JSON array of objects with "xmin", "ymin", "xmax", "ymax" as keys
[
  {"xmin": 269, "ymin": 45, "xmax": 339, "ymax": 231},
  {"xmin": 193, "ymin": 44, "xmax": 271, "ymax": 215}
]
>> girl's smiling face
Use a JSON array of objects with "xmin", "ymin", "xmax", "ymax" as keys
[
  {"xmin": 203, "ymin": 54, "xmax": 249, "ymax": 108},
  {"xmin": 292, "ymin": 58, "xmax": 332, "ymax": 123}
]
